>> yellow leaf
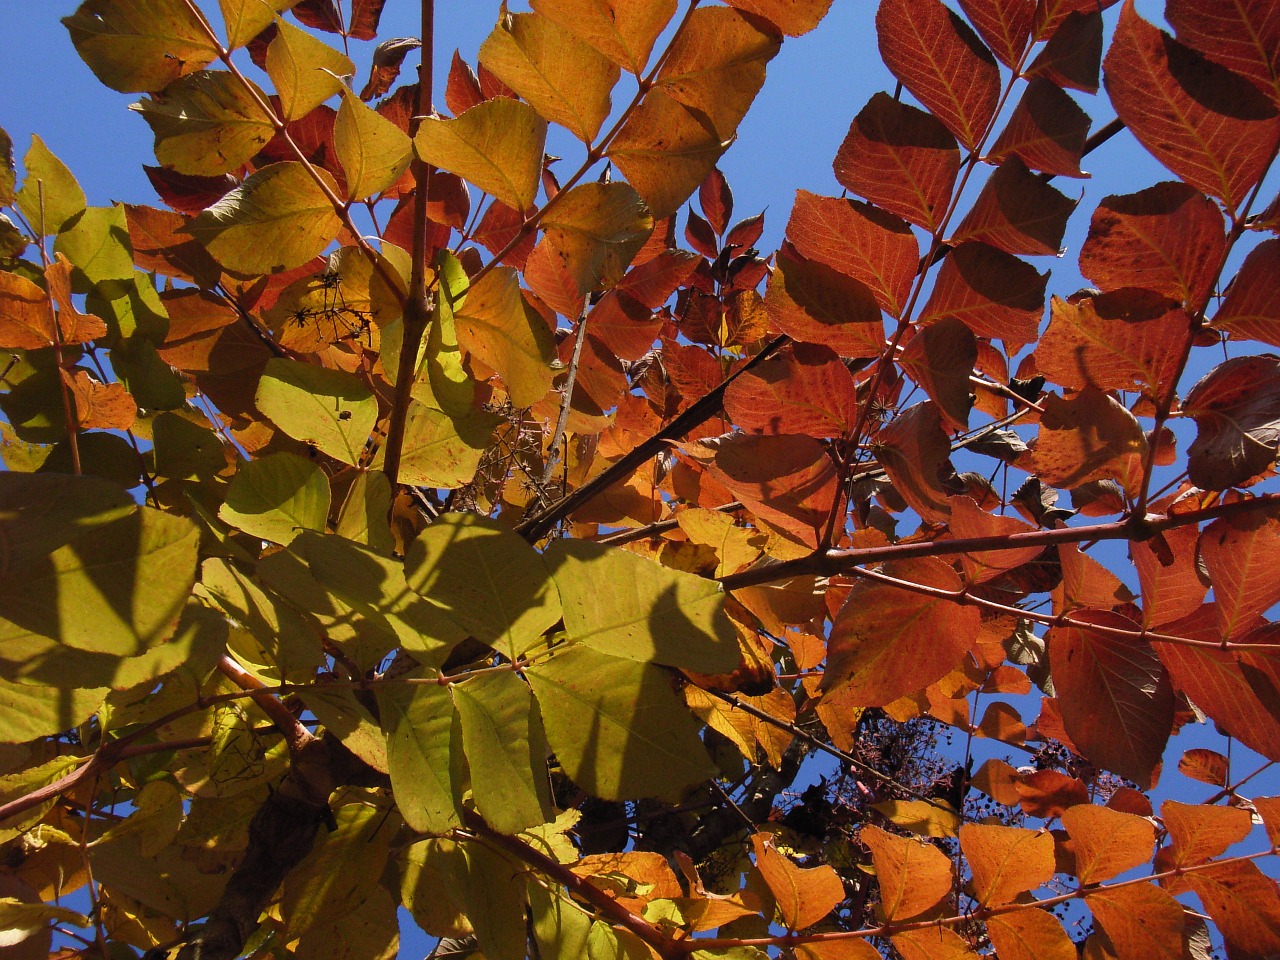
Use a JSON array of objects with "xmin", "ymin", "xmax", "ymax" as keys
[
  {"xmin": 266, "ymin": 16, "xmax": 354, "ymax": 121},
  {"xmin": 529, "ymin": 0, "xmax": 676, "ymax": 75},
  {"xmin": 870, "ymin": 799, "xmax": 961, "ymax": 838},
  {"xmin": 414, "ymin": 98, "xmax": 546, "ymax": 212},
  {"xmin": 63, "ymin": 0, "xmax": 218, "ymax": 93},
  {"xmin": 454, "ymin": 265, "xmax": 556, "ymax": 407},
  {"xmin": 334, "ymin": 89, "xmax": 413, "ymax": 201},
  {"xmin": 539, "ymin": 182, "xmax": 653, "ymax": 296}
]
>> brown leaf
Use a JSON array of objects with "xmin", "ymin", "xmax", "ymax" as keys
[
  {"xmin": 1177, "ymin": 748, "xmax": 1229, "ymax": 787},
  {"xmin": 822, "ymin": 556, "xmax": 980, "ymax": 706},
  {"xmin": 1183, "ymin": 354, "xmax": 1280, "ymax": 490},
  {"xmin": 1216, "ymin": 239, "xmax": 1280, "ymax": 347},
  {"xmin": 1050, "ymin": 609, "xmax": 1173, "ymax": 788},
  {"xmin": 862, "ymin": 824, "xmax": 952, "ymax": 920},
  {"xmin": 750, "ymin": 833, "xmax": 845, "ymax": 930},
  {"xmin": 1103, "ymin": 1, "xmax": 1280, "ymax": 216},
  {"xmin": 1079, "ymin": 182, "xmax": 1226, "ymax": 306},
  {"xmin": 951, "ymin": 156, "xmax": 1076, "ymax": 256},
  {"xmin": 1161, "ymin": 800, "xmax": 1251, "ymax": 869},
  {"xmin": 960, "ymin": 823, "xmax": 1054, "ymax": 906},
  {"xmin": 918, "ymin": 241, "xmax": 1047, "ymax": 348},
  {"xmin": 359, "ymin": 37, "xmax": 420, "ymax": 102},
  {"xmin": 1085, "ymin": 882, "xmax": 1184, "ymax": 960},
  {"xmin": 874, "ymin": 401, "xmax": 959, "ymax": 523},
  {"xmin": 876, "ymin": 0, "xmax": 1001, "ymax": 150},
  {"xmin": 786, "ymin": 190, "xmax": 918, "ymax": 318},
  {"xmin": 988, "ymin": 77, "xmax": 1091, "ymax": 178},
  {"xmin": 1027, "ymin": 388, "xmax": 1148, "ymax": 497},
  {"xmin": 1201, "ymin": 512, "xmax": 1280, "ymax": 641},
  {"xmin": 348, "ymin": 0, "xmax": 387, "ymax": 41},
  {"xmin": 63, "ymin": 369, "xmax": 137, "ymax": 431},
  {"xmin": 1026, "ymin": 10, "xmax": 1103, "ymax": 92},
  {"xmin": 764, "ymin": 244, "xmax": 886, "ymax": 359},
  {"xmin": 1166, "ymin": 0, "xmax": 1280, "ymax": 105},
  {"xmin": 834, "ymin": 92, "xmax": 960, "ymax": 233},
  {"xmin": 724, "ymin": 343, "xmax": 858, "ymax": 438}
]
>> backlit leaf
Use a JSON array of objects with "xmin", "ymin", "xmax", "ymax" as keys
[
  {"xmin": 538, "ymin": 182, "xmax": 653, "ymax": 296},
  {"xmin": 255, "ymin": 358, "xmax": 378, "ymax": 466},
  {"xmin": 479, "ymin": 11, "xmax": 620, "ymax": 143},
  {"xmin": 15, "ymin": 136, "xmax": 86, "ymax": 235},
  {"xmin": 266, "ymin": 16, "xmax": 354, "ymax": 121},
  {"xmin": 334, "ymin": 89, "xmax": 413, "ymax": 201},
  {"xmin": 1161, "ymin": 800, "xmax": 1251, "ymax": 868},
  {"xmin": 724, "ymin": 343, "xmax": 859, "ymax": 438},
  {"xmin": 750, "ymin": 833, "xmax": 845, "ymax": 930},
  {"xmin": 529, "ymin": 0, "xmax": 676, "ymax": 75},
  {"xmin": 543, "ymin": 537, "xmax": 740, "ymax": 673},
  {"xmin": 763, "ymin": 244, "xmax": 885, "ymax": 359},
  {"xmin": 1103, "ymin": 1, "xmax": 1280, "ymax": 215},
  {"xmin": 405, "ymin": 513, "xmax": 561, "ymax": 659},
  {"xmin": 892, "ymin": 926, "xmax": 980, "ymax": 960},
  {"xmin": 870, "ymin": 798, "xmax": 962, "ymax": 837},
  {"xmin": 918, "ymin": 241, "xmax": 1047, "ymax": 348},
  {"xmin": 862, "ymin": 824, "xmax": 952, "ymax": 920},
  {"xmin": 899, "ymin": 318, "xmax": 976, "ymax": 434},
  {"xmin": 822, "ymin": 556, "xmax": 980, "ymax": 706},
  {"xmin": 218, "ymin": 451, "xmax": 331, "ymax": 545},
  {"xmin": 1201, "ymin": 512, "xmax": 1280, "ymax": 642},
  {"xmin": 1026, "ymin": 9, "xmax": 1103, "ymax": 92},
  {"xmin": 988, "ymin": 77, "xmax": 1091, "ymax": 179},
  {"xmin": 414, "ymin": 97, "xmax": 546, "ymax": 212},
  {"xmin": 1131, "ymin": 523, "xmax": 1207, "ymax": 629},
  {"xmin": 724, "ymin": 0, "xmax": 831, "ymax": 36},
  {"xmin": 987, "ymin": 908, "xmax": 1076, "ymax": 960},
  {"xmin": 876, "ymin": 0, "xmax": 1001, "ymax": 150},
  {"xmin": 526, "ymin": 644, "xmax": 715, "ymax": 801},
  {"xmin": 1085, "ymin": 883, "xmax": 1183, "ymax": 960},
  {"xmin": 873, "ymin": 401, "xmax": 957, "ymax": 523},
  {"xmin": 1062, "ymin": 804, "xmax": 1155, "ymax": 884},
  {"xmin": 951, "ymin": 156, "xmax": 1075, "ymax": 257},
  {"xmin": 454, "ymin": 265, "xmax": 556, "ymax": 407},
  {"xmin": 1183, "ymin": 355, "xmax": 1280, "ymax": 490},
  {"xmin": 1166, "ymin": 0, "xmax": 1280, "ymax": 105},
  {"xmin": 1215, "ymin": 239, "xmax": 1280, "ymax": 347},
  {"xmin": 134, "ymin": 70, "xmax": 276, "ymax": 177},
  {"xmin": 1027, "ymin": 388, "xmax": 1148, "ymax": 497},
  {"xmin": 1177, "ymin": 861, "xmax": 1280, "ymax": 960},
  {"xmin": 62, "ymin": 0, "xmax": 218, "ymax": 93},
  {"xmin": 960, "ymin": 823, "xmax": 1053, "ymax": 906},
  {"xmin": 377, "ymin": 682, "xmax": 463, "ymax": 835},
  {"xmin": 948, "ymin": 495, "xmax": 1043, "ymax": 585},
  {"xmin": 957, "ymin": 0, "xmax": 1034, "ymax": 68},
  {"xmin": 452, "ymin": 670, "xmax": 554, "ymax": 835},
  {"xmin": 187, "ymin": 162, "xmax": 342, "ymax": 274},
  {"xmin": 219, "ymin": 0, "xmax": 300, "ymax": 49},
  {"xmin": 0, "ymin": 680, "xmax": 105, "ymax": 744},
  {"xmin": 1049, "ymin": 610, "xmax": 1172, "ymax": 787},
  {"xmin": 63, "ymin": 369, "xmax": 135, "ymax": 431}
]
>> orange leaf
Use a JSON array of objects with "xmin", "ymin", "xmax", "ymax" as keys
[
  {"xmin": 960, "ymin": 823, "xmax": 1053, "ymax": 906},
  {"xmin": 1131, "ymin": 524, "xmax": 1208, "ymax": 629},
  {"xmin": 794, "ymin": 940, "xmax": 881, "ymax": 960},
  {"xmin": 973, "ymin": 758, "xmax": 1022, "ymax": 806},
  {"xmin": 822, "ymin": 556, "xmax": 980, "ymax": 707},
  {"xmin": 976, "ymin": 701, "xmax": 1025, "ymax": 744},
  {"xmin": 956, "ymin": 0, "xmax": 1035, "ymax": 69},
  {"xmin": 900, "ymin": 318, "xmax": 976, "ymax": 433},
  {"xmin": 1215, "ymin": 239, "xmax": 1280, "ymax": 348},
  {"xmin": 764, "ymin": 244, "xmax": 886, "ymax": 359},
  {"xmin": 1203, "ymin": 512, "xmax": 1280, "ymax": 642},
  {"xmin": 987, "ymin": 907, "xmax": 1076, "ymax": 960},
  {"xmin": 1026, "ymin": 388, "xmax": 1148, "ymax": 498},
  {"xmin": 723, "ymin": 343, "xmax": 859, "ymax": 438},
  {"xmin": 1166, "ymin": 0, "xmax": 1280, "ymax": 106},
  {"xmin": 750, "ymin": 833, "xmax": 845, "ymax": 931},
  {"xmin": 0, "ymin": 269, "xmax": 57, "ymax": 350},
  {"xmin": 988, "ymin": 77, "xmax": 1090, "ymax": 178},
  {"xmin": 1253, "ymin": 796, "xmax": 1280, "ymax": 847},
  {"xmin": 1160, "ymin": 800, "xmax": 1251, "ymax": 869},
  {"xmin": 124, "ymin": 203, "xmax": 222, "ymax": 288},
  {"xmin": 1178, "ymin": 860, "xmax": 1280, "ymax": 960},
  {"xmin": 1103, "ymin": 1, "xmax": 1280, "ymax": 215},
  {"xmin": 785, "ymin": 190, "xmax": 918, "ymax": 318},
  {"xmin": 834, "ymin": 92, "xmax": 960, "ymax": 233},
  {"xmin": 1085, "ymin": 882, "xmax": 1183, "ymax": 960},
  {"xmin": 876, "ymin": 0, "xmax": 1001, "ymax": 150},
  {"xmin": 724, "ymin": 0, "xmax": 832, "ymax": 36},
  {"xmin": 873, "ymin": 401, "xmax": 958, "ymax": 524},
  {"xmin": 1184, "ymin": 355, "xmax": 1280, "ymax": 491},
  {"xmin": 1049, "ymin": 609, "xmax": 1173, "ymax": 788},
  {"xmin": 1062, "ymin": 804, "xmax": 1155, "ymax": 884},
  {"xmin": 1176, "ymin": 748, "xmax": 1229, "ymax": 787},
  {"xmin": 892, "ymin": 925, "xmax": 980, "ymax": 960},
  {"xmin": 1015, "ymin": 770, "xmax": 1088, "ymax": 818},
  {"xmin": 531, "ymin": 0, "xmax": 677, "ymax": 76},
  {"xmin": 948, "ymin": 495, "xmax": 1043, "ymax": 585},
  {"xmin": 63, "ymin": 370, "xmax": 137, "ymax": 431},
  {"xmin": 951, "ymin": 156, "xmax": 1076, "ymax": 257},
  {"xmin": 1079, "ymin": 182, "xmax": 1226, "ymax": 306},
  {"xmin": 862, "ymin": 824, "xmax": 952, "ymax": 920},
  {"xmin": 918, "ymin": 241, "xmax": 1047, "ymax": 348}
]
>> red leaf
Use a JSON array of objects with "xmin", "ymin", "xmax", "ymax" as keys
[
  {"xmin": 726, "ymin": 212, "xmax": 765, "ymax": 250},
  {"xmin": 1033, "ymin": 0, "xmax": 1117, "ymax": 42},
  {"xmin": 873, "ymin": 401, "xmax": 959, "ymax": 523},
  {"xmin": 987, "ymin": 77, "xmax": 1090, "ymax": 179},
  {"xmin": 833, "ymin": 92, "xmax": 960, "ymax": 233},
  {"xmin": 1037, "ymin": 289, "xmax": 1191, "ymax": 397},
  {"xmin": 1132, "ymin": 523, "xmax": 1207, "ymax": 629},
  {"xmin": 822, "ymin": 556, "xmax": 980, "ymax": 706},
  {"xmin": 724, "ymin": 343, "xmax": 858, "ymax": 438},
  {"xmin": 1177, "ymin": 748, "xmax": 1229, "ymax": 787},
  {"xmin": 446, "ymin": 51, "xmax": 485, "ymax": 116},
  {"xmin": 1177, "ymin": 861, "xmax": 1280, "ymax": 960},
  {"xmin": 1026, "ymin": 388, "xmax": 1148, "ymax": 497},
  {"xmin": 957, "ymin": 0, "xmax": 1035, "ymax": 69},
  {"xmin": 1103, "ymin": 1, "xmax": 1280, "ymax": 215},
  {"xmin": 699, "ymin": 167, "xmax": 733, "ymax": 236},
  {"xmin": 951, "ymin": 155, "xmax": 1076, "ymax": 256},
  {"xmin": 1183, "ymin": 354, "xmax": 1280, "ymax": 490},
  {"xmin": 349, "ymin": 0, "xmax": 387, "ymax": 41},
  {"xmin": 1216, "ymin": 239, "xmax": 1280, "ymax": 347},
  {"xmin": 143, "ymin": 165, "xmax": 236, "ymax": 214},
  {"xmin": 764, "ymin": 244, "xmax": 886, "ymax": 359},
  {"xmin": 685, "ymin": 208, "xmax": 719, "ymax": 259},
  {"xmin": 292, "ymin": 0, "xmax": 342, "ymax": 33},
  {"xmin": 705, "ymin": 433, "xmax": 839, "ymax": 548},
  {"xmin": 1166, "ymin": 0, "xmax": 1280, "ymax": 105},
  {"xmin": 1025, "ymin": 10, "xmax": 1102, "ymax": 92},
  {"xmin": 948, "ymin": 494, "xmax": 1043, "ymax": 584},
  {"xmin": 876, "ymin": 0, "xmax": 1001, "ymax": 150},
  {"xmin": 474, "ymin": 200, "xmax": 536, "ymax": 270},
  {"xmin": 1049, "ymin": 609, "xmax": 1173, "ymax": 788},
  {"xmin": 590, "ymin": 291, "xmax": 661, "ymax": 362},
  {"xmin": 1201, "ymin": 512, "xmax": 1280, "ymax": 641},
  {"xmin": 1079, "ymin": 181, "xmax": 1226, "ymax": 305},
  {"xmin": 786, "ymin": 190, "xmax": 918, "ymax": 318},
  {"xmin": 899, "ymin": 317, "xmax": 976, "ymax": 432},
  {"xmin": 918, "ymin": 241, "xmax": 1047, "ymax": 348},
  {"xmin": 124, "ymin": 204, "xmax": 221, "ymax": 288}
]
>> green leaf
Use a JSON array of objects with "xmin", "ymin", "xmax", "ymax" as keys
[
  {"xmin": 255, "ymin": 358, "xmax": 379, "ymax": 466},
  {"xmin": 538, "ymin": 182, "xmax": 653, "ymax": 295},
  {"xmin": 53, "ymin": 204, "xmax": 135, "ymax": 297},
  {"xmin": 0, "ymin": 756, "xmax": 85, "ymax": 842},
  {"xmin": 301, "ymin": 685, "xmax": 389, "ymax": 773},
  {"xmin": 377, "ymin": 681, "xmax": 464, "ymax": 834},
  {"xmin": 199, "ymin": 558, "xmax": 325, "ymax": 682},
  {"xmin": 110, "ymin": 334, "xmax": 186, "ymax": 411},
  {"xmin": 133, "ymin": 70, "xmax": 275, "ymax": 176},
  {"xmin": 414, "ymin": 97, "xmax": 547, "ymax": 212},
  {"xmin": 545, "ymin": 539, "xmax": 741, "ymax": 673},
  {"xmin": 219, "ymin": 0, "xmax": 300, "ymax": 49},
  {"xmin": 266, "ymin": 17, "xmax": 354, "ymax": 122},
  {"xmin": 441, "ymin": 841, "xmax": 530, "ymax": 960},
  {"xmin": 405, "ymin": 513, "xmax": 562, "ymax": 659},
  {"xmin": 152, "ymin": 411, "xmax": 229, "ymax": 481},
  {"xmin": 205, "ymin": 701, "xmax": 268, "ymax": 797},
  {"xmin": 0, "ymin": 679, "xmax": 106, "ymax": 744},
  {"xmin": 452, "ymin": 670, "xmax": 554, "ymax": 834},
  {"xmin": 392, "ymin": 400, "xmax": 498, "ymax": 489},
  {"xmin": 186, "ymin": 162, "xmax": 342, "ymax": 275},
  {"xmin": 526, "ymin": 645, "xmax": 715, "ymax": 801},
  {"xmin": 335, "ymin": 470, "xmax": 394, "ymax": 554},
  {"xmin": 0, "ymin": 126, "xmax": 16, "ymax": 206},
  {"xmin": 455, "ymin": 265, "xmax": 556, "ymax": 407},
  {"xmin": 479, "ymin": 11, "xmax": 621, "ymax": 143},
  {"xmin": 334, "ymin": 88, "xmax": 413, "ymax": 201},
  {"xmin": 62, "ymin": 0, "xmax": 219, "ymax": 93},
  {"xmin": 427, "ymin": 250, "xmax": 477, "ymax": 417},
  {"xmin": 530, "ymin": 883, "xmax": 594, "ymax": 960},
  {"xmin": 15, "ymin": 136, "xmax": 86, "ymax": 235},
  {"xmin": 218, "ymin": 451, "xmax": 331, "ymax": 544},
  {"xmin": 0, "ymin": 480, "xmax": 198, "ymax": 657}
]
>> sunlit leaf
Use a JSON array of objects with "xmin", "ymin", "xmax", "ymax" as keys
[
  {"xmin": 862, "ymin": 824, "xmax": 952, "ymax": 919},
  {"xmin": 987, "ymin": 908, "xmax": 1076, "ymax": 960},
  {"xmin": 1085, "ymin": 882, "xmax": 1183, "ymax": 960},
  {"xmin": 1166, "ymin": 0, "xmax": 1280, "ymax": 106},
  {"xmin": 255, "ymin": 358, "xmax": 378, "ymax": 466},
  {"xmin": 219, "ymin": 0, "xmax": 300, "ymax": 49},
  {"xmin": 960, "ymin": 823, "xmax": 1053, "ymax": 907},
  {"xmin": 1161, "ymin": 800, "xmax": 1251, "ymax": 869},
  {"xmin": 1215, "ymin": 239, "xmax": 1280, "ymax": 347},
  {"xmin": 0, "ymin": 680, "xmax": 105, "ymax": 744},
  {"xmin": 1201, "ymin": 512, "xmax": 1280, "ymax": 642},
  {"xmin": 724, "ymin": 343, "xmax": 859, "ymax": 438},
  {"xmin": 538, "ymin": 182, "xmax": 653, "ymax": 297},
  {"xmin": 334, "ymin": 89, "xmax": 413, "ymax": 201},
  {"xmin": 751, "ymin": 833, "xmax": 845, "ymax": 930},
  {"xmin": 266, "ymin": 16, "xmax": 354, "ymax": 121},
  {"xmin": 392, "ymin": 401, "xmax": 499, "ymax": 489},
  {"xmin": 1062, "ymin": 804, "xmax": 1155, "ymax": 884},
  {"xmin": 218, "ymin": 451, "xmax": 331, "ymax": 545},
  {"xmin": 988, "ymin": 77, "xmax": 1091, "ymax": 179},
  {"xmin": 62, "ymin": 0, "xmax": 219, "ymax": 93},
  {"xmin": 377, "ymin": 681, "xmax": 463, "ymax": 834},
  {"xmin": 1026, "ymin": 388, "xmax": 1148, "ymax": 497},
  {"xmin": 1183, "ymin": 355, "xmax": 1280, "ymax": 490},
  {"xmin": 14, "ymin": 136, "xmax": 86, "ymax": 235},
  {"xmin": 951, "ymin": 156, "xmax": 1075, "ymax": 257},
  {"xmin": 453, "ymin": 265, "xmax": 556, "ymax": 407},
  {"xmin": 918, "ymin": 241, "xmax": 1047, "ymax": 348},
  {"xmin": 763, "ymin": 244, "xmax": 885, "ymax": 359},
  {"xmin": 529, "ymin": 0, "xmax": 676, "ymax": 75}
]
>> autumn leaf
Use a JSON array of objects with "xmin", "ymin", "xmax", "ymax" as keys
[
  {"xmin": 751, "ymin": 833, "xmax": 845, "ymax": 930},
  {"xmin": 862, "ymin": 824, "xmax": 952, "ymax": 919}
]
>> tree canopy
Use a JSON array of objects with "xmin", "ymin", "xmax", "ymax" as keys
[{"xmin": 3, "ymin": 0, "xmax": 1280, "ymax": 958}]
